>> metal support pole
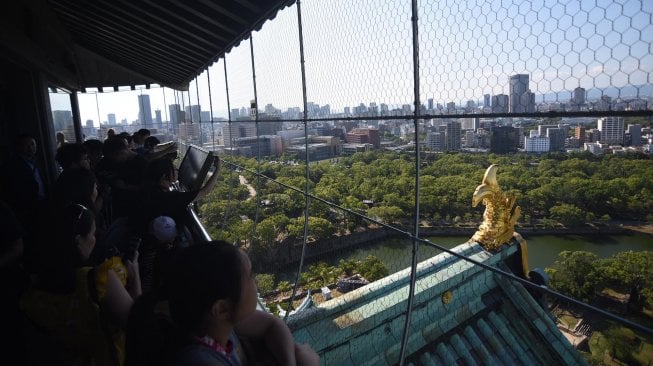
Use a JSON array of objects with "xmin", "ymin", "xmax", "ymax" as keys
[
  {"xmin": 195, "ymin": 78, "xmax": 202, "ymax": 145},
  {"xmin": 222, "ymin": 59, "xmax": 234, "ymax": 230},
  {"xmin": 399, "ymin": 0, "xmax": 421, "ymax": 364},
  {"xmin": 249, "ymin": 35, "xmax": 263, "ymax": 247},
  {"xmin": 70, "ymin": 91, "xmax": 83, "ymax": 142},
  {"xmin": 285, "ymin": 0, "xmax": 311, "ymax": 323},
  {"xmin": 206, "ymin": 67, "xmax": 216, "ymax": 151}
]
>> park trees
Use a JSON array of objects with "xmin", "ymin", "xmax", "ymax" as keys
[
  {"xmin": 546, "ymin": 251, "xmax": 604, "ymax": 301},
  {"xmin": 547, "ymin": 250, "xmax": 653, "ymax": 310},
  {"xmin": 549, "ymin": 203, "xmax": 586, "ymax": 227}
]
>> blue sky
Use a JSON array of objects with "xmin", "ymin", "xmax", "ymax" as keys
[{"xmin": 51, "ymin": 0, "xmax": 652, "ymax": 126}]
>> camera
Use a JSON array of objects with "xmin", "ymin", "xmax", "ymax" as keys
[{"xmin": 123, "ymin": 236, "xmax": 142, "ymax": 261}]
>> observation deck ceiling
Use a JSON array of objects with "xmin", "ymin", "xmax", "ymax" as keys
[{"xmin": 0, "ymin": 0, "xmax": 293, "ymax": 91}]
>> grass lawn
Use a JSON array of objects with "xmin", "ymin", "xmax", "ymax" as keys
[
  {"xmin": 587, "ymin": 319, "xmax": 653, "ymax": 365},
  {"xmin": 559, "ymin": 315, "xmax": 579, "ymax": 329}
]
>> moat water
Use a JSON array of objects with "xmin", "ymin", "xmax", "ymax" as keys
[{"xmin": 277, "ymin": 232, "xmax": 653, "ymax": 280}]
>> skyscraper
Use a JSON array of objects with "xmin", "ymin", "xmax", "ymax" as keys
[
  {"xmin": 598, "ymin": 117, "xmax": 624, "ymax": 145},
  {"xmin": 445, "ymin": 121, "xmax": 461, "ymax": 151},
  {"xmin": 483, "ymin": 94, "xmax": 491, "ymax": 108},
  {"xmin": 626, "ymin": 124, "xmax": 642, "ymax": 146},
  {"xmin": 509, "ymin": 74, "xmax": 534, "ymax": 113},
  {"xmin": 573, "ymin": 87, "xmax": 586, "ymax": 105},
  {"xmin": 546, "ymin": 128, "xmax": 566, "ymax": 152},
  {"xmin": 155, "ymin": 109, "xmax": 162, "ymax": 128},
  {"xmin": 137, "ymin": 94, "xmax": 153, "ymax": 127},
  {"xmin": 168, "ymin": 104, "xmax": 182, "ymax": 132},
  {"xmin": 107, "ymin": 113, "xmax": 117, "ymax": 125},
  {"xmin": 53, "ymin": 110, "xmax": 73, "ymax": 132},
  {"xmin": 491, "ymin": 94, "xmax": 509, "ymax": 113},
  {"xmin": 185, "ymin": 105, "xmax": 201, "ymax": 123}
]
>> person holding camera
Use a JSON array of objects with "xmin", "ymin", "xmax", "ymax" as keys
[{"xmin": 130, "ymin": 155, "xmax": 221, "ymax": 240}]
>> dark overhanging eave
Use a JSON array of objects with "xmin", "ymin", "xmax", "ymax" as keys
[{"xmin": 40, "ymin": 0, "xmax": 296, "ymax": 91}]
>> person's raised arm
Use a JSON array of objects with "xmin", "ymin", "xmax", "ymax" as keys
[
  {"xmin": 235, "ymin": 310, "xmax": 319, "ymax": 366},
  {"xmin": 235, "ymin": 310, "xmax": 297, "ymax": 365},
  {"xmin": 195, "ymin": 155, "xmax": 221, "ymax": 201},
  {"xmin": 102, "ymin": 252, "xmax": 141, "ymax": 328}
]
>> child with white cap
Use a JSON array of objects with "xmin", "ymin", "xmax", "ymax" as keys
[{"xmin": 139, "ymin": 216, "xmax": 179, "ymax": 293}]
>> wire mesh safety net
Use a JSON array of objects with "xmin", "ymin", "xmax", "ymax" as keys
[{"xmin": 64, "ymin": 0, "xmax": 653, "ymax": 365}]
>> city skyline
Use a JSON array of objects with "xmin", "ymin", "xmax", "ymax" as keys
[
  {"xmin": 51, "ymin": 77, "xmax": 653, "ymax": 128},
  {"xmin": 46, "ymin": 0, "xmax": 651, "ymax": 126}
]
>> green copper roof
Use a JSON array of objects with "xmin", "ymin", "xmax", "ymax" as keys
[{"xmin": 288, "ymin": 239, "xmax": 588, "ymax": 366}]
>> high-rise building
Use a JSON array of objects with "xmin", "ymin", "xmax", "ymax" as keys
[
  {"xmin": 185, "ymin": 105, "xmax": 201, "ymax": 123},
  {"xmin": 107, "ymin": 113, "xmax": 117, "ymax": 125},
  {"xmin": 484, "ymin": 94, "xmax": 491, "ymax": 108},
  {"xmin": 573, "ymin": 87, "xmax": 586, "ymax": 105},
  {"xmin": 234, "ymin": 135, "xmax": 283, "ymax": 158},
  {"xmin": 586, "ymin": 128, "xmax": 601, "ymax": 143},
  {"xmin": 427, "ymin": 98, "xmax": 434, "ymax": 110},
  {"xmin": 491, "ymin": 94, "xmax": 509, "ymax": 113},
  {"xmin": 426, "ymin": 132, "xmax": 444, "ymax": 151},
  {"xmin": 490, "ymin": 126, "xmax": 519, "ymax": 153},
  {"xmin": 538, "ymin": 124, "xmax": 558, "ymax": 137},
  {"xmin": 155, "ymin": 109, "xmax": 162, "ymax": 127},
  {"xmin": 509, "ymin": 74, "xmax": 534, "ymax": 113},
  {"xmin": 53, "ymin": 110, "xmax": 73, "ymax": 132},
  {"xmin": 598, "ymin": 116, "xmax": 624, "ymax": 145},
  {"xmin": 525, "ymin": 136, "xmax": 550, "ymax": 153},
  {"xmin": 445, "ymin": 121, "xmax": 461, "ymax": 151},
  {"xmin": 178, "ymin": 122, "xmax": 200, "ymax": 142},
  {"xmin": 137, "ymin": 94, "xmax": 153, "ymax": 127},
  {"xmin": 546, "ymin": 128, "xmax": 566, "ymax": 152},
  {"xmin": 462, "ymin": 130, "xmax": 476, "ymax": 148},
  {"xmin": 346, "ymin": 128, "xmax": 380, "ymax": 148},
  {"xmin": 221, "ymin": 121, "xmax": 257, "ymax": 147},
  {"xmin": 596, "ymin": 95, "xmax": 612, "ymax": 111},
  {"xmin": 627, "ymin": 124, "xmax": 642, "ymax": 146},
  {"xmin": 168, "ymin": 104, "xmax": 182, "ymax": 132},
  {"xmin": 380, "ymin": 104, "xmax": 389, "ymax": 114},
  {"xmin": 459, "ymin": 118, "xmax": 475, "ymax": 131},
  {"xmin": 575, "ymin": 125, "xmax": 585, "ymax": 146}
]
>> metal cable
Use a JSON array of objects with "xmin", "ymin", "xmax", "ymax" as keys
[{"xmin": 219, "ymin": 159, "xmax": 653, "ymax": 337}]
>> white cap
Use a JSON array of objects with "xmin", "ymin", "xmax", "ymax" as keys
[{"xmin": 151, "ymin": 216, "xmax": 177, "ymax": 242}]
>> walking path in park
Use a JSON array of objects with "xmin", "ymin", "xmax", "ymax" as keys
[{"xmin": 239, "ymin": 175, "xmax": 257, "ymax": 201}]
